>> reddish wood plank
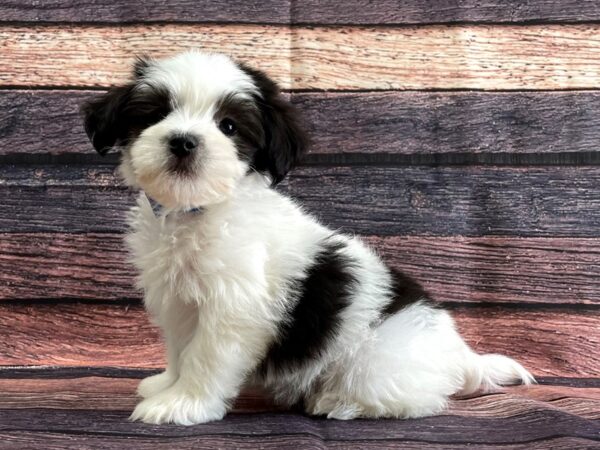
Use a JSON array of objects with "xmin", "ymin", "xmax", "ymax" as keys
[
  {"xmin": 0, "ymin": 303, "xmax": 164, "ymax": 368},
  {"xmin": 0, "ymin": 233, "xmax": 137, "ymax": 300},
  {"xmin": 367, "ymin": 236, "xmax": 600, "ymax": 305},
  {"xmin": 291, "ymin": 25, "xmax": 600, "ymax": 90},
  {"xmin": 454, "ymin": 307, "xmax": 600, "ymax": 378},
  {"xmin": 0, "ymin": 377, "xmax": 279, "ymax": 413},
  {"xmin": 2, "ymin": 1, "xmax": 599, "ymax": 24},
  {"xmin": 0, "ymin": 25, "xmax": 292, "ymax": 88},
  {"xmin": 4, "ymin": 90, "xmax": 600, "ymax": 157},
  {"xmin": 3, "ymin": 25, "xmax": 600, "ymax": 89},
  {"xmin": 0, "ymin": 303, "xmax": 597, "ymax": 377},
  {"xmin": 449, "ymin": 385, "xmax": 600, "ymax": 420},
  {"xmin": 2, "ymin": 234, "xmax": 599, "ymax": 305},
  {"xmin": 0, "ymin": 377, "xmax": 597, "ymax": 419},
  {"xmin": 3, "ymin": 164, "xmax": 600, "ymax": 237}
]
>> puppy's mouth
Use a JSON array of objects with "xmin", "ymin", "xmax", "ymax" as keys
[{"xmin": 169, "ymin": 153, "xmax": 196, "ymax": 176}]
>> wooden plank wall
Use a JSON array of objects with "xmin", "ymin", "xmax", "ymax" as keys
[{"xmin": 0, "ymin": 0, "xmax": 599, "ymax": 428}]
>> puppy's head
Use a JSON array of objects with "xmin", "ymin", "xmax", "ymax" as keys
[{"xmin": 82, "ymin": 52, "xmax": 307, "ymax": 209}]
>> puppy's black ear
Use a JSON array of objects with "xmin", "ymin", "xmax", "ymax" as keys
[
  {"xmin": 242, "ymin": 66, "xmax": 309, "ymax": 184},
  {"xmin": 81, "ymin": 84, "xmax": 135, "ymax": 155},
  {"xmin": 81, "ymin": 57, "xmax": 152, "ymax": 155}
]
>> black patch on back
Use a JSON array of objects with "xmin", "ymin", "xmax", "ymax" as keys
[
  {"xmin": 260, "ymin": 241, "xmax": 356, "ymax": 375},
  {"xmin": 380, "ymin": 268, "xmax": 430, "ymax": 318}
]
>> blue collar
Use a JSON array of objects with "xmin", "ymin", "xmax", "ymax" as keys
[{"xmin": 147, "ymin": 197, "xmax": 203, "ymax": 217}]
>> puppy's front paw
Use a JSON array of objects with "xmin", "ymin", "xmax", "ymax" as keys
[
  {"xmin": 137, "ymin": 372, "xmax": 176, "ymax": 398},
  {"xmin": 130, "ymin": 387, "xmax": 226, "ymax": 425}
]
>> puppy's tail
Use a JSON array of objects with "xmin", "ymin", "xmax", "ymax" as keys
[{"xmin": 460, "ymin": 352, "xmax": 536, "ymax": 395}]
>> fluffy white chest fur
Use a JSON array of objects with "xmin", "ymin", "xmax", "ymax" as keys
[{"xmin": 82, "ymin": 51, "xmax": 533, "ymax": 425}]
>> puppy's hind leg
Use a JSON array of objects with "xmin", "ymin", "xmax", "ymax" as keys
[{"xmin": 311, "ymin": 302, "xmax": 534, "ymax": 420}]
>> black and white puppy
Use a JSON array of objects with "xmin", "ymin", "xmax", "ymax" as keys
[{"xmin": 82, "ymin": 51, "xmax": 534, "ymax": 425}]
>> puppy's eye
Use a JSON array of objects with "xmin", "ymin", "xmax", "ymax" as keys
[{"xmin": 218, "ymin": 118, "xmax": 237, "ymax": 136}]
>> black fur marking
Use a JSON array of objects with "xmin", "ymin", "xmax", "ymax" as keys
[
  {"xmin": 214, "ymin": 93, "xmax": 264, "ymax": 162},
  {"xmin": 81, "ymin": 60, "xmax": 171, "ymax": 155},
  {"xmin": 380, "ymin": 268, "xmax": 430, "ymax": 318},
  {"xmin": 260, "ymin": 241, "xmax": 356, "ymax": 375},
  {"xmin": 133, "ymin": 55, "xmax": 151, "ymax": 78},
  {"xmin": 237, "ymin": 63, "xmax": 309, "ymax": 185}
]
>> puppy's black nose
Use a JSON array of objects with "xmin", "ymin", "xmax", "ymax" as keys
[{"xmin": 168, "ymin": 134, "xmax": 199, "ymax": 157}]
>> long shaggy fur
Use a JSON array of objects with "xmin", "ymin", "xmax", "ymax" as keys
[{"xmin": 82, "ymin": 51, "xmax": 534, "ymax": 425}]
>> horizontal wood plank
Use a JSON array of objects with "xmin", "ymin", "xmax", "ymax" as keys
[
  {"xmin": 4, "ymin": 90, "xmax": 600, "ymax": 158},
  {"xmin": 2, "ymin": 164, "xmax": 600, "ymax": 237},
  {"xmin": 0, "ymin": 377, "xmax": 598, "ymax": 421},
  {"xmin": 2, "ymin": 1, "xmax": 600, "ymax": 24},
  {"xmin": 2, "ymin": 234, "xmax": 599, "ymax": 305},
  {"xmin": 0, "ymin": 377, "xmax": 279, "ymax": 413},
  {"xmin": 0, "ymin": 433, "xmax": 329, "ymax": 450},
  {"xmin": 0, "ymin": 303, "xmax": 597, "ymax": 377},
  {"xmin": 0, "ymin": 25, "xmax": 292, "ymax": 88},
  {"xmin": 295, "ymin": 91, "xmax": 600, "ymax": 156},
  {"xmin": 288, "ymin": 165, "xmax": 600, "ymax": 237},
  {"xmin": 0, "ymin": 407, "xmax": 597, "ymax": 446},
  {"xmin": 291, "ymin": 25, "xmax": 600, "ymax": 90},
  {"xmin": 0, "ymin": 1, "xmax": 290, "ymax": 24},
  {"xmin": 291, "ymin": 1, "xmax": 600, "ymax": 25},
  {"xmin": 0, "ymin": 233, "xmax": 136, "ymax": 301},
  {"xmin": 1, "ymin": 433, "xmax": 596, "ymax": 450},
  {"xmin": 369, "ymin": 236, "xmax": 600, "ymax": 305},
  {"xmin": 3, "ymin": 25, "xmax": 600, "ymax": 89}
]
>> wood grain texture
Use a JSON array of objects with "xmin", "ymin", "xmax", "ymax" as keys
[
  {"xmin": 0, "ymin": 25, "xmax": 292, "ymax": 88},
  {"xmin": 3, "ymin": 234, "xmax": 599, "ymax": 305},
  {"xmin": 449, "ymin": 385, "xmax": 600, "ymax": 420},
  {"xmin": 1, "ymin": 377, "xmax": 598, "ymax": 419},
  {"xmin": 290, "ymin": 1, "xmax": 600, "ymax": 25},
  {"xmin": 0, "ymin": 302, "xmax": 597, "ymax": 377},
  {"xmin": 294, "ymin": 91, "xmax": 600, "ymax": 156},
  {"xmin": 453, "ymin": 306, "xmax": 600, "ymax": 378},
  {"xmin": 2, "ymin": 1, "xmax": 600, "ymax": 24},
  {"xmin": 368, "ymin": 236, "xmax": 600, "ymax": 305},
  {"xmin": 0, "ymin": 434, "xmax": 596, "ymax": 450},
  {"xmin": 0, "ymin": 1, "xmax": 291, "ymax": 24},
  {"xmin": 3, "ymin": 25, "xmax": 600, "ymax": 89},
  {"xmin": 0, "ymin": 233, "xmax": 137, "ymax": 300},
  {"xmin": 0, "ymin": 303, "xmax": 164, "ymax": 368},
  {"xmin": 3, "ymin": 164, "xmax": 600, "ymax": 237},
  {"xmin": 5, "ymin": 90, "xmax": 600, "ymax": 157},
  {"xmin": 291, "ymin": 25, "xmax": 600, "ymax": 90},
  {"xmin": 0, "ymin": 377, "xmax": 279, "ymax": 413},
  {"xmin": 286, "ymin": 165, "xmax": 600, "ymax": 237},
  {"xmin": 0, "ymin": 408, "xmax": 597, "ymax": 447}
]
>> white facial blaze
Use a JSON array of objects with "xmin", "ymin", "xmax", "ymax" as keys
[{"xmin": 119, "ymin": 52, "xmax": 258, "ymax": 209}]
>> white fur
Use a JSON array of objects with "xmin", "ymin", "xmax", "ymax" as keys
[
  {"xmin": 121, "ymin": 52, "xmax": 258, "ymax": 209},
  {"xmin": 108, "ymin": 52, "xmax": 534, "ymax": 425}
]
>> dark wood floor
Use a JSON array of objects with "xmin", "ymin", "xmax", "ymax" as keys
[{"xmin": 0, "ymin": 371, "xmax": 598, "ymax": 449}]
